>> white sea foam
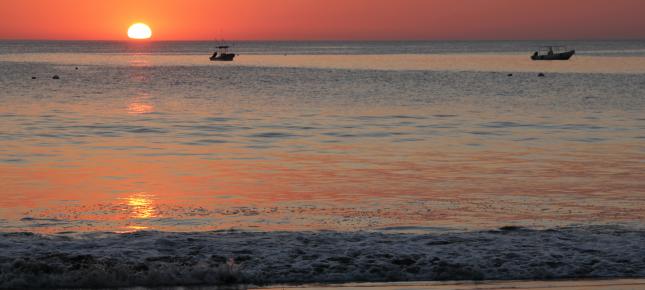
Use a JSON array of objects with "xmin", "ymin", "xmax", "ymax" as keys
[{"xmin": 0, "ymin": 226, "xmax": 643, "ymax": 288}]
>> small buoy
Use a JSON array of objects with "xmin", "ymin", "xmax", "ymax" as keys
[
  {"xmin": 75, "ymin": 67, "xmax": 78, "ymax": 70},
  {"xmin": 507, "ymin": 73, "xmax": 513, "ymax": 77},
  {"xmin": 31, "ymin": 76, "xmax": 37, "ymax": 79},
  {"xmin": 538, "ymin": 73, "xmax": 545, "ymax": 77},
  {"xmin": 52, "ymin": 75, "xmax": 60, "ymax": 79}
]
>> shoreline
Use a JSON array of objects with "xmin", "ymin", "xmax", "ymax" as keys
[
  {"xmin": 49, "ymin": 279, "xmax": 645, "ymax": 289},
  {"xmin": 258, "ymin": 279, "xmax": 645, "ymax": 290}
]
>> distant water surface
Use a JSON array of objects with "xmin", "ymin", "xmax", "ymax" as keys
[{"xmin": 0, "ymin": 41, "xmax": 644, "ymax": 233}]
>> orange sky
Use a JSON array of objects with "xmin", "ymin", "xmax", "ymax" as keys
[{"xmin": 1, "ymin": 0, "xmax": 644, "ymax": 41}]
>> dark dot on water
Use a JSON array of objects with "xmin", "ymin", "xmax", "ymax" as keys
[
  {"xmin": 507, "ymin": 74, "xmax": 513, "ymax": 77},
  {"xmin": 52, "ymin": 75, "xmax": 60, "ymax": 79},
  {"xmin": 31, "ymin": 76, "xmax": 37, "ymax": 79},
  {"xmin": 538, "ymin": 73, "xmax": 545, "ymax": 77},
  {"xmin": 75, "ymin": 67, "xmax": 78, "ymax": 70}
]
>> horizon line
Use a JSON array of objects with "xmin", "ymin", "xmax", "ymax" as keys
[{"xmin": 1, "ymin": 37, "xmax": 645, "ymax": 42}]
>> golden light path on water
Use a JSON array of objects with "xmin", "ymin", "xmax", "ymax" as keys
[
  {"xmin": 124, "ymin": 193, "xmax": 156, "ymax": 219},
  {"xmin": 120, "ymin": 193, "xmax": 157, "ymax": 232},
  {"xmin": 127, "ymin": 94, "xmax": 155, "ymax": 115},
  {"xmin": 0, "ymin": 50, "xmax": 644, "ymax": 234}
]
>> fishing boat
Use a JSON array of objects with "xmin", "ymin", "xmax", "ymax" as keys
[
  {"xmin": 531, "ymin": 46, "xmax": 575, "ymax": 60},
  {"xmin": 209, "ymin": 45, "xmax": 236, "ymax": 61}
]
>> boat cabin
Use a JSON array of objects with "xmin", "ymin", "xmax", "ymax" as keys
[
  {"xmin": 215, "ymin": 45, "xmax": 230, "ymax": 55},
  {"xmin": 534, "ymin": 46, "xmax": 568, "ymax": 56}
]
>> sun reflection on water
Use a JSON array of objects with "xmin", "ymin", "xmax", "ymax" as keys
[
  {"xmin": 123, "ymin": 193, "xmax": 157, "ymax": 219},
  {"xmin": 125, "ymin": 225, "xmax": 150, "ymax": 231},
  {"xmin": 128, "ymin": 56, "xmax": 151, "ymax": 67},
  {"xmin": 127, "ymin": 93, "xmax": 154, "ymax": 114},
  {"xmin": 127, "ymin": 102, "xmax": 154, "ymax": 114}
]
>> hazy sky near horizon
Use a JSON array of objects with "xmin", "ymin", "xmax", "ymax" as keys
[{"xmin": 1, "ymin": 0, "xmax": 644, "ymax": 41}]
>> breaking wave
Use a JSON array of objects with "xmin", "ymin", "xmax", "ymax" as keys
[{"xmin": 1, "ymin": 225, "xmax": 644, "ymax": 288}]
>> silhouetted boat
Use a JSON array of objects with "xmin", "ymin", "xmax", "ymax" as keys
[
  {"xmin": 531, "ymin": 46, "xmax": 575, "ymax": 60},
  {"xmin": 210, "ymin": 45, "xmax": 235, "ymax": 61}
]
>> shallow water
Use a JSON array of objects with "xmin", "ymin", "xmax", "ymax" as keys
[{"xmin": 0, "ymin": 41, "xmax": 644, "ymax": 234}]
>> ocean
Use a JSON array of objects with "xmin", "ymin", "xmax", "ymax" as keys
[{"xmin": 0, "ymin": 40, "xmax": 644, "ymax": 288}]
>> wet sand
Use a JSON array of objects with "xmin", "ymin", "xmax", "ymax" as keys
[
  {"xmin": 259, "ymin": 279, "xmax": 645, "ymax": 290},
  {"xmin": 111, "ymin": 279, "xmax": 645, "ymax": 289}
]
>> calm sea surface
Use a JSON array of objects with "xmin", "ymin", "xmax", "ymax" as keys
[{"xmin": 1, "ymin": 41, "xmax": 644, "ymax": 233}]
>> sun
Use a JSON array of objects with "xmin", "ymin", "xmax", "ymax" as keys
[{"xmin": 127, "ymin": 23, "xmax": 152, "ymax": 40}]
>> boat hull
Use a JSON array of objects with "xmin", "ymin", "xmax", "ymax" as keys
[
  {"xmin": 210, "ymin": 53, "xmax": 236, "ymax": 61},
  {"xmin": 531, "ymin": 50, "xmax": 575, "ymax": 60}
]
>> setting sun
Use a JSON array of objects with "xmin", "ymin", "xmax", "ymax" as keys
[{"xmin": 127, "ymin": 23, "xmax": 152, "ymax": 39}]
